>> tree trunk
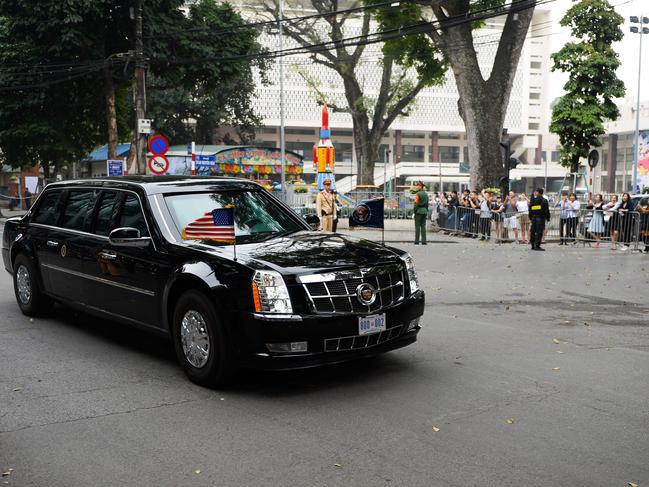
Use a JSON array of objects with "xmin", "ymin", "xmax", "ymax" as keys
[
  {"xmin": 432, "ymin": 1, "xmax": 535, "ymax": 189},
  {"xmin": 103, "ymin": 66, "xmax": 118, "ymax": 161},
  {"xmin": 463, "ymin": 106, "xmax": 506, "ymax": 189}
]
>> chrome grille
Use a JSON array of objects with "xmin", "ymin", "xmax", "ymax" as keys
[
  {"xmin": 299, "ymin": 264, "xmax": 405, "ymax": 314},
  {"xmin": 324, "ymin": 325, "xmax": 404, "ymax": 352}
]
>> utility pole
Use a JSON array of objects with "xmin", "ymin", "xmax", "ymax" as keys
[
  {"xmin": 134, "ymin": 0, "xmax": 147, "ymax": 174},
  {"xmin": 630, "ymin": 15, "xmax": 648, "ymax": 193},
  {"xmin": 278, "ymin": 0, "xmax": 286, "ymax": 200}
]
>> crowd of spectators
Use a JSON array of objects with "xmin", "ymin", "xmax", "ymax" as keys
[{"xmin": 429, "ymin": 189, "xmax": 649, "ymax": 252}]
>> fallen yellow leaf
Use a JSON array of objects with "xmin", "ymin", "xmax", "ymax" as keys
[
  {"xmin": 1, "ymin": 469, "xmax": 12, "ymax": 477},
  {"xmin": 432, "ymin": 426, "xmax": 440, "ymax": 432},
  {"xmin": 506, "ymin": 418, "xmax": 514, "ymax": 424},
  {"xmin": 627, "ymin": 482, "xmax": 638, "ymax": 487},
  {"xmin": 334, "ymin": 464, "xmax": 342, "ymax": 468},
  {"xmin": 12, "ymin": 387, "xmax": 22, "ymax": 392},
  {"xmin": 553, "ymin": 338, "xmax": 560, "ymax": 344},
  {"xmin": 219, "ymin": 397, "xmax": 225, "ymax": 401},
  {"xmin": 552, "ymin": 367, "xmax": 561, "ymax": 371},
  {"xmin": 564, "ymin": 320, "xmax": 572, "ymax": 325},
  {"xmin": 194, "ymin": 470, "xmax": 201, "ymax": 475}
]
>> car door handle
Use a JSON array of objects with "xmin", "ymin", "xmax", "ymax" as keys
[
  {"xmin": 46, "ymin": 240, "xmax": 59, "ymax": 247},
  {"xmin": 99, "ymin": 251, "xmax": 117, "ymax": 261}
]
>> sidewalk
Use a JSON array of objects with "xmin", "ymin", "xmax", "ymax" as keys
[{"xmin": 338, "ymin": 227, "xmax": 457, "ymax": 244}]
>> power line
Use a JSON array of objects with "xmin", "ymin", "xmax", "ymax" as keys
[
  {"xmin": 158, "ymin": 0, "xmax": 556, "ymax": 66},
  {"xmin": 0, "ymin": 0, "xmax": 554, "ymax": 90},
  {"xmin": 144, "ymin": 0, "xmax": 419, "ymax": 39}
]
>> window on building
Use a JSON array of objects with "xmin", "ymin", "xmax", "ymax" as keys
[
  {"xmin": 529, "ymin": 92, "xmax": 541, "ymax": 100},
  {"xmin": 286, "ymin": 141, "xmax": 315, "ymax": 160},
  {"xmin": 530, "ymin": 61, "xmax": 542, "ymax": 69},
  {"xmin": 253, "ymin": 140, "xmax": 277, "ymax": 148},
  {"xmin": 551, "ymin": 151, "xmax": 560, "ymax": 162},
  {"xmin": 335, "ymin": 143, "xmax": 354, "ymax": 162},
  {"xmin": 439, "ymin": 146, "xmax": 460, "ymax": 163},
  {"xmin": 285, "ymin": 128, "xmax": 315, "ymax": 136},
  {"xmin": 401, "ymin": 131, "xmax": 426, "ymax": 139},
  {"xmin": 378, "ymin": 144, "xmax": 391, "ymax": 162},
  {"xmin": 401, "ymin": 145, "xmax": 425, "ymax": 162},
  {"xmin": 528, "ymin": 123, "xmax": 540, "ymax": 131},
  {"xmin": 439, "ymin": 132, "xmax": 461, "ymax": 140},
  {"xmin": 330, "ymin": 129, "xmax": 353, "ymax": 137}
]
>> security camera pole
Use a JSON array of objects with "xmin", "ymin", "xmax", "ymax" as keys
[{"xmin": 630, "ymin": 15, "xmax": 649, "ymax": 193}]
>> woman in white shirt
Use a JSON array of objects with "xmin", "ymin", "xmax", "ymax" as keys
[
  {"xmin": 516, "ymin": 193, "xmax": 530, "ymax": 244},
  {"xmin": 567, "ymin": 193, "xmax": 580, "ymax": 244}
]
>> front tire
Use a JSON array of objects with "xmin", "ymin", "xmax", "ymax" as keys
[
  {"xmin": 13, "ymin": 254, "xmax": 53, "ymax": 316},
  {"xmin": 172, "ymin": 290, "xmax": 235, "ymax": 387}
]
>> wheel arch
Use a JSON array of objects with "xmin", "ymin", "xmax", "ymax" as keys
[{"xmin": 162, "ymin": 262, "xmax": 234, "ymax": 334}]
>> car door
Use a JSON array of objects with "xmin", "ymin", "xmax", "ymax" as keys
[
  {"xmin": 44, "ymin": 189, "xmax": 100, "ymax": 304},
  {"xmin": 28, "ymin": 189, "xmax": 65, "ymax": 293},
  {"xmin": 83, "ymin": 191, "xmax": 168, "ymax": 328}
]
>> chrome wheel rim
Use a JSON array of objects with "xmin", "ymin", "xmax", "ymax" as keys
[
  {"xmin": 16, "ymin": 265, "xmax": 31, "ymax": 305},
  {"xmin": 180, "ymin": 310, "xmax": 210, "ymax": 369}
]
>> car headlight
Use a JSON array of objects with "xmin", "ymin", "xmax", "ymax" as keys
[
  {"xmin": 401, "ymin": 253, "xmax": 420, "ymax": 293},
  {"xmin": 251, "ymin": 270, "xmax": 293, "ymax": 314}
]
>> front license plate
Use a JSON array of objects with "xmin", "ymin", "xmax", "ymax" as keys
[{"xmin": 358, "ymin": 313, "xmax": 386, "ymax": 336}]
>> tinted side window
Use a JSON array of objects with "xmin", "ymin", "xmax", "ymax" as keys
[
  {"xmin": 94, "ymin": 192, "xmax": 120, "ymax": 236},
  {"xmin": 61, "ymin": 191, "xmax": 97, "ymax": 231},
  {"xmin": 119, "ymin": 194, "xmax": 149, "ymax": 237},
  {"xmin": 32, "ymin": 191, "xmax": 63, "ymax": 225}
]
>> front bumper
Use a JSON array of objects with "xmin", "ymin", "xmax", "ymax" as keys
[{"xmin": 236, "ymin": 290, "xmax": 425, "ymax": 371}]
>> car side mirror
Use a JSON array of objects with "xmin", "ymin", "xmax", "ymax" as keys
[
  {"xmin": 109, "ymin": 227, "xmax": 151, "ymax": 248},
  {"xmin": 304, "ymin": 214, "xmax": 320, "ymax": 230}
]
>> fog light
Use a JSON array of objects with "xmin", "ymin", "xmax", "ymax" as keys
[
  {"xmin": 407, "ymin": 318, "xmax": 420, "ymax": 331},
  {"xmin": 266, "ymin": 341, "xmax": 308, "ymax": 353}
]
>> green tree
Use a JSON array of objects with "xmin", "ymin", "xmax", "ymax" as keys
[
  {"xmin": 0, "ymin": 0, "xmax": 267, "ymax": 177},
  {"xmin": 146, "ymin": 0, "xmax": 268, "ymax": 146},
  {"xmin": 0, "ymin": 3, "xmax": 128, "ymax": 178},
  {"xmin": 264, "ymin": 0, "xmax": 447, "ymax": 186},
  {"xmin": 375, "ymin": 0, "xmax": 537, "ymax": 189},
  {"xmin": 549, "ymin": 0, "xmax": 625, "ymax": 175}
]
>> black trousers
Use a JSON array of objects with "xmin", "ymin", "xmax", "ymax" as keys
[{"xmin": 530, "ymin": 216, "xmax": 546, "ymax": 248}]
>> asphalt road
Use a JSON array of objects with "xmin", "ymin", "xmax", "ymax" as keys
[{"xmin": 1, "ymin": 233, "xmax": 648, "ymax": 487}]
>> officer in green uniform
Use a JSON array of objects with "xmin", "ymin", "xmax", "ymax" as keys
[
  {"xmin": 413, "ymin": 181, "xmax": 429, "ymax": 245},
  {"xmin": 529, "ymin": 187, "xmax": 550, "ymax": 251}
]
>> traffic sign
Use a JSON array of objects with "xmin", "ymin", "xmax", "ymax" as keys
[
  {"xmin": 148, "ymin": 135, "xmax": 169, "ymax": 155},
  {"xmin": 148, "ymin": 155, "xmax": 169, "ymax": 175},
  {"xmin": 107, "ymin": 159, "xmax": 124, "ymax": 177}
]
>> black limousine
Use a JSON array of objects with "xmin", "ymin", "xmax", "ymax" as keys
[{"xmin": 2, "ymin": 177, "xmax": 425, "ymax": 386}]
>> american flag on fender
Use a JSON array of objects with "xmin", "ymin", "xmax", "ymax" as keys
[{"xmin": 181, "ymin": 207, "xmax": 236, "ymax": 243}]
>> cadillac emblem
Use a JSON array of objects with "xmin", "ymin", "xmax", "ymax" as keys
[
  {"xmin": 355, "ymin": 283, "xmax": 376, "ymax": 306},
  {"xmin": 60, "ymin": 244, "xmax": 67, "ymax": 258}
]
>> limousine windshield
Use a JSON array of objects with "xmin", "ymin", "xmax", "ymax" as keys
[{"xmin": 164, "ymin": 189, "xmax": 305, "ymax": 245}]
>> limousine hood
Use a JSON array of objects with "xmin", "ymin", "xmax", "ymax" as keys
[{"xmin": 190, "ymin": 231, "xmax": 406, "ymax": 275}]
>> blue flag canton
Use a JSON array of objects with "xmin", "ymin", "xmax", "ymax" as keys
[{"xmin": 212, "ymin": 207, "xmax": 234, "ymax": 226}]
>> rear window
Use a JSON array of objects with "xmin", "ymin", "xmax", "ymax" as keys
[
  {"xmin": 61, "ymin": 190, "xmax": 98, "ymax": 231},
  {"xmin": 32, "ymin": 190, "xmax": 63, "ymax": 225}
]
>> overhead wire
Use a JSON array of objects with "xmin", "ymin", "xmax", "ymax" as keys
[{"xmin": 0, "ymin": 0, "xmax": 556, "ymax": 90}]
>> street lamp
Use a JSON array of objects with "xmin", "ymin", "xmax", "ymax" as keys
[{"xmin": 630, "ymin": 15, "xmax": 649, "ymax": 193}]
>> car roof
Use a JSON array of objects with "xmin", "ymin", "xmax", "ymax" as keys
[{"xmin": 45, "ymin": 176, "xmax": 262, "ymax": 195}]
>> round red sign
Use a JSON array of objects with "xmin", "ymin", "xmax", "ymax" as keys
[
  {"xmin": 148, "ymin": 135, "xmax": 169, "ymax": 155},
  {"xmin": 148, "ymin": 155, "xmax": 169, "ymax": 175}
]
